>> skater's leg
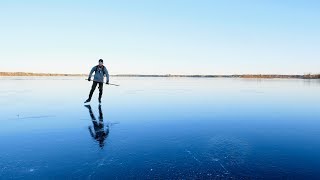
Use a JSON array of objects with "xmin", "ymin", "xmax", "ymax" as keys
[
  {"xmin": 98, "ymin": 82, "xmax": 103, "ymax": 102},
  {"xmin": 85, "ymin": 81, "xmax": 98, "ymax": 103},
  {"xmin": 88, "ymin": 81, "xmax": 98, "ymax": 101}
]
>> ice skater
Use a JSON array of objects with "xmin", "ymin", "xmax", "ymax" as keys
[{"xmin": 84, "ymin": 59, "xmax": 109, "ymax": 103}]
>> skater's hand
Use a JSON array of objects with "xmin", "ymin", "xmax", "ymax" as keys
[{"xmin": 88, "ymin": 78, "xmax": 91, "ymax": 81}]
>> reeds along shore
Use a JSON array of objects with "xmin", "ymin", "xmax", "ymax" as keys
[{"xmin": 0, "ymin": 72, "xmax": 319, "ymax": 79}]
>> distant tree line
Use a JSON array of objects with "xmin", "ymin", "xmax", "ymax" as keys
[
  {"xmin": 0, "ymin": 72, "xmax": 86, "ymax": 76},
  {"xmin": 114, "ymin": 74, "xmax": 320, "ymax": 79},
  {"xmin": 302, "ymin": 74, "xmax": 320, "ymax": 79}
]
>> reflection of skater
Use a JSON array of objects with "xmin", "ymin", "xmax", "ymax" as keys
[
  {"xmin": 84, "ymin": 104, "xmax": 109, "ymax": 148},
  {"xmin": 84, "ymin": 59, "xmax": 109, "ymax": 104}
]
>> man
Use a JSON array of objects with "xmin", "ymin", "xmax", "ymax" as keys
[{"xmin": 84, "ymin": 59, "xmax": 109, "ymax": 103}]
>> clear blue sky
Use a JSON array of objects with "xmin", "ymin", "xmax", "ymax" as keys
[{"xmin": 0, "ymin": 0, "xmax": 319, "ymax": 75}]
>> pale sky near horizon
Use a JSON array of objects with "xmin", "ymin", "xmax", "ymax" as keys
[{"xmin": 0, "ymin": 0, "xmax": 319, "ymax": 75}]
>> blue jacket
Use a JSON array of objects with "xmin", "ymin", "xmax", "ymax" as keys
[{"xmin": 88, "ymin": 65, "xmax": 109, "ymax": 83}]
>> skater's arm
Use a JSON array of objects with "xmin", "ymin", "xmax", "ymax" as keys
[
  {"xmin": 104, "ymin": 67, "xmax": 109, "ymax": 84},
  {"xmin": 88, "ymin": 66, "xmax": 95, "ymax": 80}
]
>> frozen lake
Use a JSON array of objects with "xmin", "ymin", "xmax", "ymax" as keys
[{"xmin": 0, "ymin": 77, "xmax": 320, "ymax": 179}]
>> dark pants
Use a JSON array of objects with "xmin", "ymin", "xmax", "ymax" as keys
[{"xmin": 88, "ymin": 81, "xmax": 103, "ymax": 100}]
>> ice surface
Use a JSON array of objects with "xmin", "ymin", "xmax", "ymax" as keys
[{"xmin": 0, "ymin": 77, "xmax": 320, "ymax": 179}]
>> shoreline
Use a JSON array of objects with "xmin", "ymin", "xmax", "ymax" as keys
[{"xmin": 0, "ymin": 72, "xmax": 320, "ymax": 79}]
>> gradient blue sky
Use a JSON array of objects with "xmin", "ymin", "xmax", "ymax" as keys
[{"xmin": 0, "ymin": 0, "xmax": 319, "ymax": 75}]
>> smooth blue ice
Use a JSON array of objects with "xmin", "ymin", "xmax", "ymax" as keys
[{"xmin": 0, "ymin": 77, "xmax": 320, "ymax": 179}]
